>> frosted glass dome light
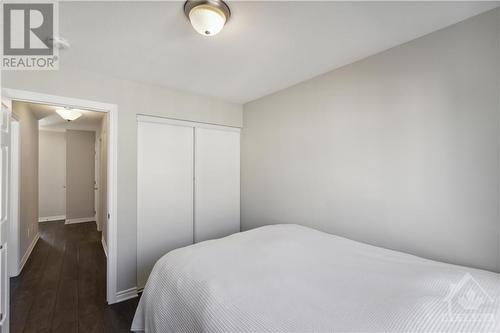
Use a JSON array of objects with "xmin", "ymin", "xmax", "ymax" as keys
[
  {"xmin": 184, "ymin": 1, "xmax": 230, "ymax": 37},
  {"xmin": 55, "ymin": 107, "xmax": 82, "ymax": 121}
]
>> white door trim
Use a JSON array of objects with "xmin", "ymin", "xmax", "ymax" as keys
[
  {"xmin": 38, "ymin": 215, "xmax": 66, "ymax": 223},
  {"xmin": 95, "ymin": 136, "xmax": 100, "ymax": 231},
  {"xmin": 8, "ymin": 119, "xmax": 19, "ymax": 278},
  {"xmin": 17, "ymin": 233, "xmax": 39, "ymax": 276},
  {"xmin": 2, "ymin": 88, "xmax": 120, "ymax": 304},
  {"xmin": 0, "ymin": 96, "xmax": 12, "ymax": 331},
  {"xmin": 65, "ymin": 217, "xmax": 96, "ymax": 225},
  {"xmin": 136, "ymin": 114, "xmax": 241, "ymax": 133}
]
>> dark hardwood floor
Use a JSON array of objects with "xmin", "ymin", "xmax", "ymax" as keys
[{"xmin": 10, "ymin": 221, "xmax": 139, "ymax": 333}]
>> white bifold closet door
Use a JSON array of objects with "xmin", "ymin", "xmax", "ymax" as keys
[
  {"xmin": 137, "ymin": 121, "xmax": 194, "ymax": 288},
  {"xmin": 194, "ymin": 127, "xmax": 240, "ymax": 242}
]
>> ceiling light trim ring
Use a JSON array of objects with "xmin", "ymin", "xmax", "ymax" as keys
[{"xmin": 184, "ymin": 0, "xmax": 231, "ymax": 23}]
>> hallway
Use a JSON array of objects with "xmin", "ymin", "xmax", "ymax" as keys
[{"xmin": 10, "ymin": 221, "xmax": 138, "ymax": 333}]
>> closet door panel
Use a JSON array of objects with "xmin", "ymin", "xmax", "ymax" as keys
[
  {"xmin": 195, "ymin": 127, "xmax": 240, "ymax": 243},
  {"xmin": 137, "ymin": 121, "xmax": 194, "ymax": 288}
]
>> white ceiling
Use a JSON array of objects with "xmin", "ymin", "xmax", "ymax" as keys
[
  {"xmin": 59, "ymin": 1, "xmax": 499, "ymax": 104},
  {"xmin": 25, "ymin": 102, "xmax": 105, "ymax": 132}
]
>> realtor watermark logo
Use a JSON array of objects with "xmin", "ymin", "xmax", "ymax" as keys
[
  {"xmin": 442, "ymin": 273, "xmax": 497, "ymax": 323},
  {"xmin": 2, "ymin": 2, "xmax": 59, "ymax": 70}
]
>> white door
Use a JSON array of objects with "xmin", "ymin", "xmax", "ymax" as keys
[
  {"xmin": 194, "ymin": 127, "xmax": 240, "ymax": 243},
  {"xmin": 137, "ymin": 121, "xmax": 194, "ymax": 288},
  {"xmin": 0, "ymin": 98, "xmax": 11, "ymax": 332}
]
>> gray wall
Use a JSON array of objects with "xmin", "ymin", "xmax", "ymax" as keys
[
  {"xmin": 242, "ymin": 9, "xmax": 500, "ymax": 273},
  {"xmin": 3, "ymin": 65, "xmax": 242, "ymax": 292},
  {"xmin": 39, "ymin": 130, "xmax": 66, "ymax": 219},
  {"xmin": 13, "ymin": 102, "xmax": 39, "ymax": 261},
  {"xmin": 66, "ymin": 130, "xmax": 96, "ymax": 220}
]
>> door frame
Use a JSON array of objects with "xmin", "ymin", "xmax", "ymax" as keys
[
  {"xmin": 0, "ymin": 97, "xmax": 12, "ymax": 331},
  {"xmin": 94, "ymin": 135, "xmax": 100, "ymax": 231},
  {"xmin": 8, "ymin": 118, "xmax": 19, "ymax": 278},
  {"xmin": 2, "ymin": 88, "xmax": 119, "ymax": 304}
]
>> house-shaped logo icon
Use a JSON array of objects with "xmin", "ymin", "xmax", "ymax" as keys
[{"xmin": 443, "ymin": 273, "xmax": 495, "ymax": 322}]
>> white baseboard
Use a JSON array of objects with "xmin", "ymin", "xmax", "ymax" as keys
[
  {"xmin": 65, "ymin": 216, "xmax": 95, "ymax": 224},
  {"xmin": 38, "ymin": 215, "xmax": 65, "ymax": 223},
  {"xmin": 115, "ymin": 287, "xmax": 138, "ymax": 303},
  {"xmin": 101, "ymin": 236, "xmax": 108, "ymax": 257},
  {"xmin": 16, "ymin": 233, "xmax": 40, "ymax": 276}
]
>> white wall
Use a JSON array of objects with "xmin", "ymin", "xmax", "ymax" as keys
[
  {"xmin": 38, "ymin": 130, "xmax": 66, "ymax": 220},
  {"xmin": 242, "ymin": 9, "xmax": 500, "ymax": 273},
  {"xmin": 13, "ymin": 102, "xmax": 39, "ymax": 262},
  {"xmin": 3, "ymin": 67, "xmax": 242, "ymax": 292}
]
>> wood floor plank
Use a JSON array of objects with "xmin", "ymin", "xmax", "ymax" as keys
[
  {"xmin": 10, "ymin": 221, "xmax": 139, "ymax": 333},
  {"xmin": 24, "ymin": 223, "xmax": 66, "ymax": 331},
  {"xmin": 10, "ymin": 227, "xmax": 53, "ymax": 333},
  {"xmin": 79, "ymin": 310, "xmax": 106, "ymax": 333},
  {"xmin": 51, "ymin": 278, "xmax": 78, "ymax": 331}
]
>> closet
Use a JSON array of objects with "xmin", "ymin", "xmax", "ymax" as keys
[{"xmin": 137, "ymin": 116, "xmax": 240, "ymax": 287}]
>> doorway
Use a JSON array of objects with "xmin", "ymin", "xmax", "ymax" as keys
[
  {"xmin": 1, "ymin": 89, "xmax": 118, "ymax": 326},
  {"xmin": 6, "ymin": 100, "xmax": 111, "ymax": 331}
]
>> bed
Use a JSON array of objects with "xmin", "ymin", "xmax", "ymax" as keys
[{"xmin": 132, "ymin": 224, "xmax": 500, "ymax": 332}]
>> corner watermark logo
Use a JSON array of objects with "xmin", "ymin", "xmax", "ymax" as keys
[
  {"xmin": 443, "ymin": 273, "xmax": 496, "ymax": 323},
  {"xmin": 2, "ymin": 2, "xmax": 59, "ymax": 70}
]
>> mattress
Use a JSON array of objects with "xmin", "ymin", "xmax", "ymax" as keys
[{"xmin": 132, "ymin": 224, "xmax": 500, "ymax": 332}]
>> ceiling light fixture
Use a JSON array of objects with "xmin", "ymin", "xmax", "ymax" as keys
[
  {"xmin": 184, "ymin": 0, "xmax": 230, "ymax": 37},
  {"xmin": 55, "ymin": 107, "xmax": 82, "ymax": 122},
  {"xmin": 47, "ymin": 36, "xmax": 71, "ymax": 50}
]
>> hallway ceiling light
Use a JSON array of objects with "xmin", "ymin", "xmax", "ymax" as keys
[
  {"xmin": 47, "ymin": 36, "xmax": 71, "ymax": 50},
  {"xmin": 184, "ymin": 0, "xmax": 230, "ymax": 37},
  {"xmin": 55, "ymin": 107, "xmax": 82, "ymax": 121}
]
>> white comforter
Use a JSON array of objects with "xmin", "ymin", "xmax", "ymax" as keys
[{"xmin": 132, "ymin": 224, "xmax": 500, "ymax": 333}]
